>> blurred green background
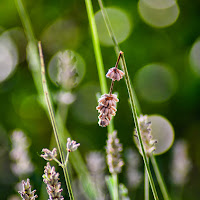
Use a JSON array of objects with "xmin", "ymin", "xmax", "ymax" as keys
[{"xmin": 0, "ymin": 0, "xmax": 200, "ymax": 199}]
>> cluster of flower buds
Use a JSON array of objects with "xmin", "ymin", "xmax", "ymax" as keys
[
  {"xmin": 43, "ymin": 162, "xmax": 64, "ymax": 200},
  {"xmin": 134, "ymin": 115, "xmax": 157, "ymax": 157},
  {"xmin": 18, "ymin": 179, "xmax": 38, "ymax": 200},
  {"xmin": 97, "ymin": 51, "xmax": 124, "ymax": 127}
]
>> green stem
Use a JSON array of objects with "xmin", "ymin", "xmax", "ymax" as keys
[
  {"xmin": 145, "ymin": 158, "xmax": 149, "ymax": 200},
  {"xmin": 97, "ymin": 0, "xmax": 158, "ymax": 199},
  {"xmin": 150, "ymin": 155, "xmax": 171, "ymax": 200},
  {"xmin": 112, "ymin": 174, "xmax": 119, "ymax": 200}
]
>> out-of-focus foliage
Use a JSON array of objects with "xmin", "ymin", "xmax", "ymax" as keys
[{"xmin": 0, "ymin": 0, "xmax": 200, "ymax": 199}]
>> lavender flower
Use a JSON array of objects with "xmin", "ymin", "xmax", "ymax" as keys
[
  {"xmin": 134, "ymin": 115, "xmax": 157, "ymax": 157},
  {"xmin": 43, "ymin": 162, "xmax": 64, "ymax": 200},
  {"xmin": 41, "ymin": 148, "xmax": 57, "ymax": 161},
  {"xmin": 66, "ymin": 138, "xmax": 80, "ymax": 152},
  {"xmin": 106, "ymin": 131, "xmax": 124, "ymax": 174},
  {"xmin": 18, "ymin": 179, "xmax": 38, "ymax": 200},
  {"xmin": 106, "ymin": 67, "xmax": 125, "ymax": 81}
]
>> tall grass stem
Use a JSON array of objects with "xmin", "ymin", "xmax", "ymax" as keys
[
  {"xmin": 145, "ymin": 158, "xmax": 149, "ymax": 200},
  {"xmin": 151, "ymin": 155, "xmax": 171, "ymax": 200}
]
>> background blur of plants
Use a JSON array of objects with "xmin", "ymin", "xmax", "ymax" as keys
[{"xmin": 0, "ymin": 0, "xmax": 200, "ymax": 199}]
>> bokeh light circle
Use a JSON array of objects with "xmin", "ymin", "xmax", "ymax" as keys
[
  {"xmin": 149, "ymin": 115, "xmax": 174, "ymax": 155},
  {"xmin": 48, "ymin": 50, "xmax": 85, "ymax": 90},
  {"xmin": 189, "ymin": 38, "xmax": 200, "ymax": 76},
  {"xmin": 138, "ymin": 0, "xmax": 180, "ymax": 28},
  {"xmin": 41, "ymin": 19, "xmax": 80, "ymax": 54},
  {"xmin": 135, "ymin": 63, "xmax": 177, "ymax": 103},
  {"xmin": 71, "ymin": 83, "xmax": 100, "ymax": 124},
  {"xmin": 142, "ymin": 0, "xmax": 176, "ymax": 9},
  {"xmin": 95, "ymin": 7, "xmax": 132, "ymax": 46},
  {"xmin": 0, "ymin": 32, "xmax": 18, "ymax": 83}
]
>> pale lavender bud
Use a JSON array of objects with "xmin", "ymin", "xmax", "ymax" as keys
[
  {"xmin": 18, "ymin": 179, "xmax": 38, "ymax": 200},
  {"xmin": 66, "ymin": 138, "xmax": 80, "ymax": 152},
  {"xmin": 41, "ymin": 148, "xmax": 57, "ymax": 161},
  {"xmin": 106, "ymin": 131, "xmax": 124, "ymax": 174}
]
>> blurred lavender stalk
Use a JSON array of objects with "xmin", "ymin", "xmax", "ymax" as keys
[
  {"xmin": 171, "ymin": 140, "xmax": 191, "ymax": 186},
  {"xmin": 10, "ymin": 130, "xmax": 34, "ymax": 177}
]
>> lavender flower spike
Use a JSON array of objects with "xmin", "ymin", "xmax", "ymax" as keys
[
  {"xmin": 43, "ymin": 162, "xmax": 64, "ymax": 200},
  {"xmin": 18, "ymin": 179, "xmax": 38, "ymax": 200},
  {"xmin": 66, "ymin": 138, "xmax": 80, "ymax": 152},
  {"xmin": 106, "ymin": 131, "xmax": 124, "ymax": 174}
]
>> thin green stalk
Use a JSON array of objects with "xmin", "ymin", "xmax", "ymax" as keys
[
  {"xmin": 38, "ymin": 42, "xmax": 74, "ymax": 200},
  {"xmin": 85, "ymin": 1, "xmax": 119, "ymax": 199},
  {"xmin": 145, "ymin": 158, "xmax": 149, "ymax": 200},
  {"xmin": 97, "ymin": 0, "xmax": 158, "ymax": 199},
  {"xmin": 150, "ymin": 155, "xmax": 171, "ymax": 200},
  {"xmin": 113, "ymin": 174, "xmax": 119, "ymax": 200}
]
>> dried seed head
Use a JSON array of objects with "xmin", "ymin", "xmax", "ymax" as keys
[
  {"xmin": 106, "ymin": 67, "xmax": 125, "ymax": 81},
  {"xmin": 66, "ymin": 138, "xmax": 80, "ymax": 152},
  {"xmin": 41, "ymin": 148, "xmax": 57, "ymax": 161},
  {"xmin": 18, "ymin": 179, "xmax": 38, "ymax": 200},
  {"xmin": 135, "ymin": 115, "xmax": 157, "ymax": 157},
  {"xmin": 43, "ymin": 162, "xmax": 64, "ymax": 200},
  {"xmin": 98, "ymin": 94, "xmax": 119, "ymax": 108},
  {"xmin": 106, "ymin": 131, "xmax": 124, "ymax": 174},
  {"xmin": 97, "ymin": 94, "xmax": 119, "ymax": 127}
]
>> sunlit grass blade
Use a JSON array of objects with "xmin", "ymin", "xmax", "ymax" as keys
[{"xmin": 150, "ymin": 155, "xmax": 171, "ymax": 200}]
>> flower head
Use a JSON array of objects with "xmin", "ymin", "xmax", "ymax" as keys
[
  {"xmin": 66, "ymin": 138, "xmax": 80, "ymax": 152},
  {"xmin": 106, "ymin": 67, "xmax": 125, "ymax": 81},
  {"xmin": 18, "ymin": 179, "xmax": 38, "ymax": 200},
  {"xmin": 41, "ymin": 148, "xmax": 57, "ymax": 161}
]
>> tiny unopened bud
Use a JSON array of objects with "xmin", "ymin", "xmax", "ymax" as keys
[
  {"xmin": 66, "ymin": 138, "xmax": 80, "ymax": 152},
  {"xmin": 41, "ymin": 148, "xmax": 57, "ymax": 161}
]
